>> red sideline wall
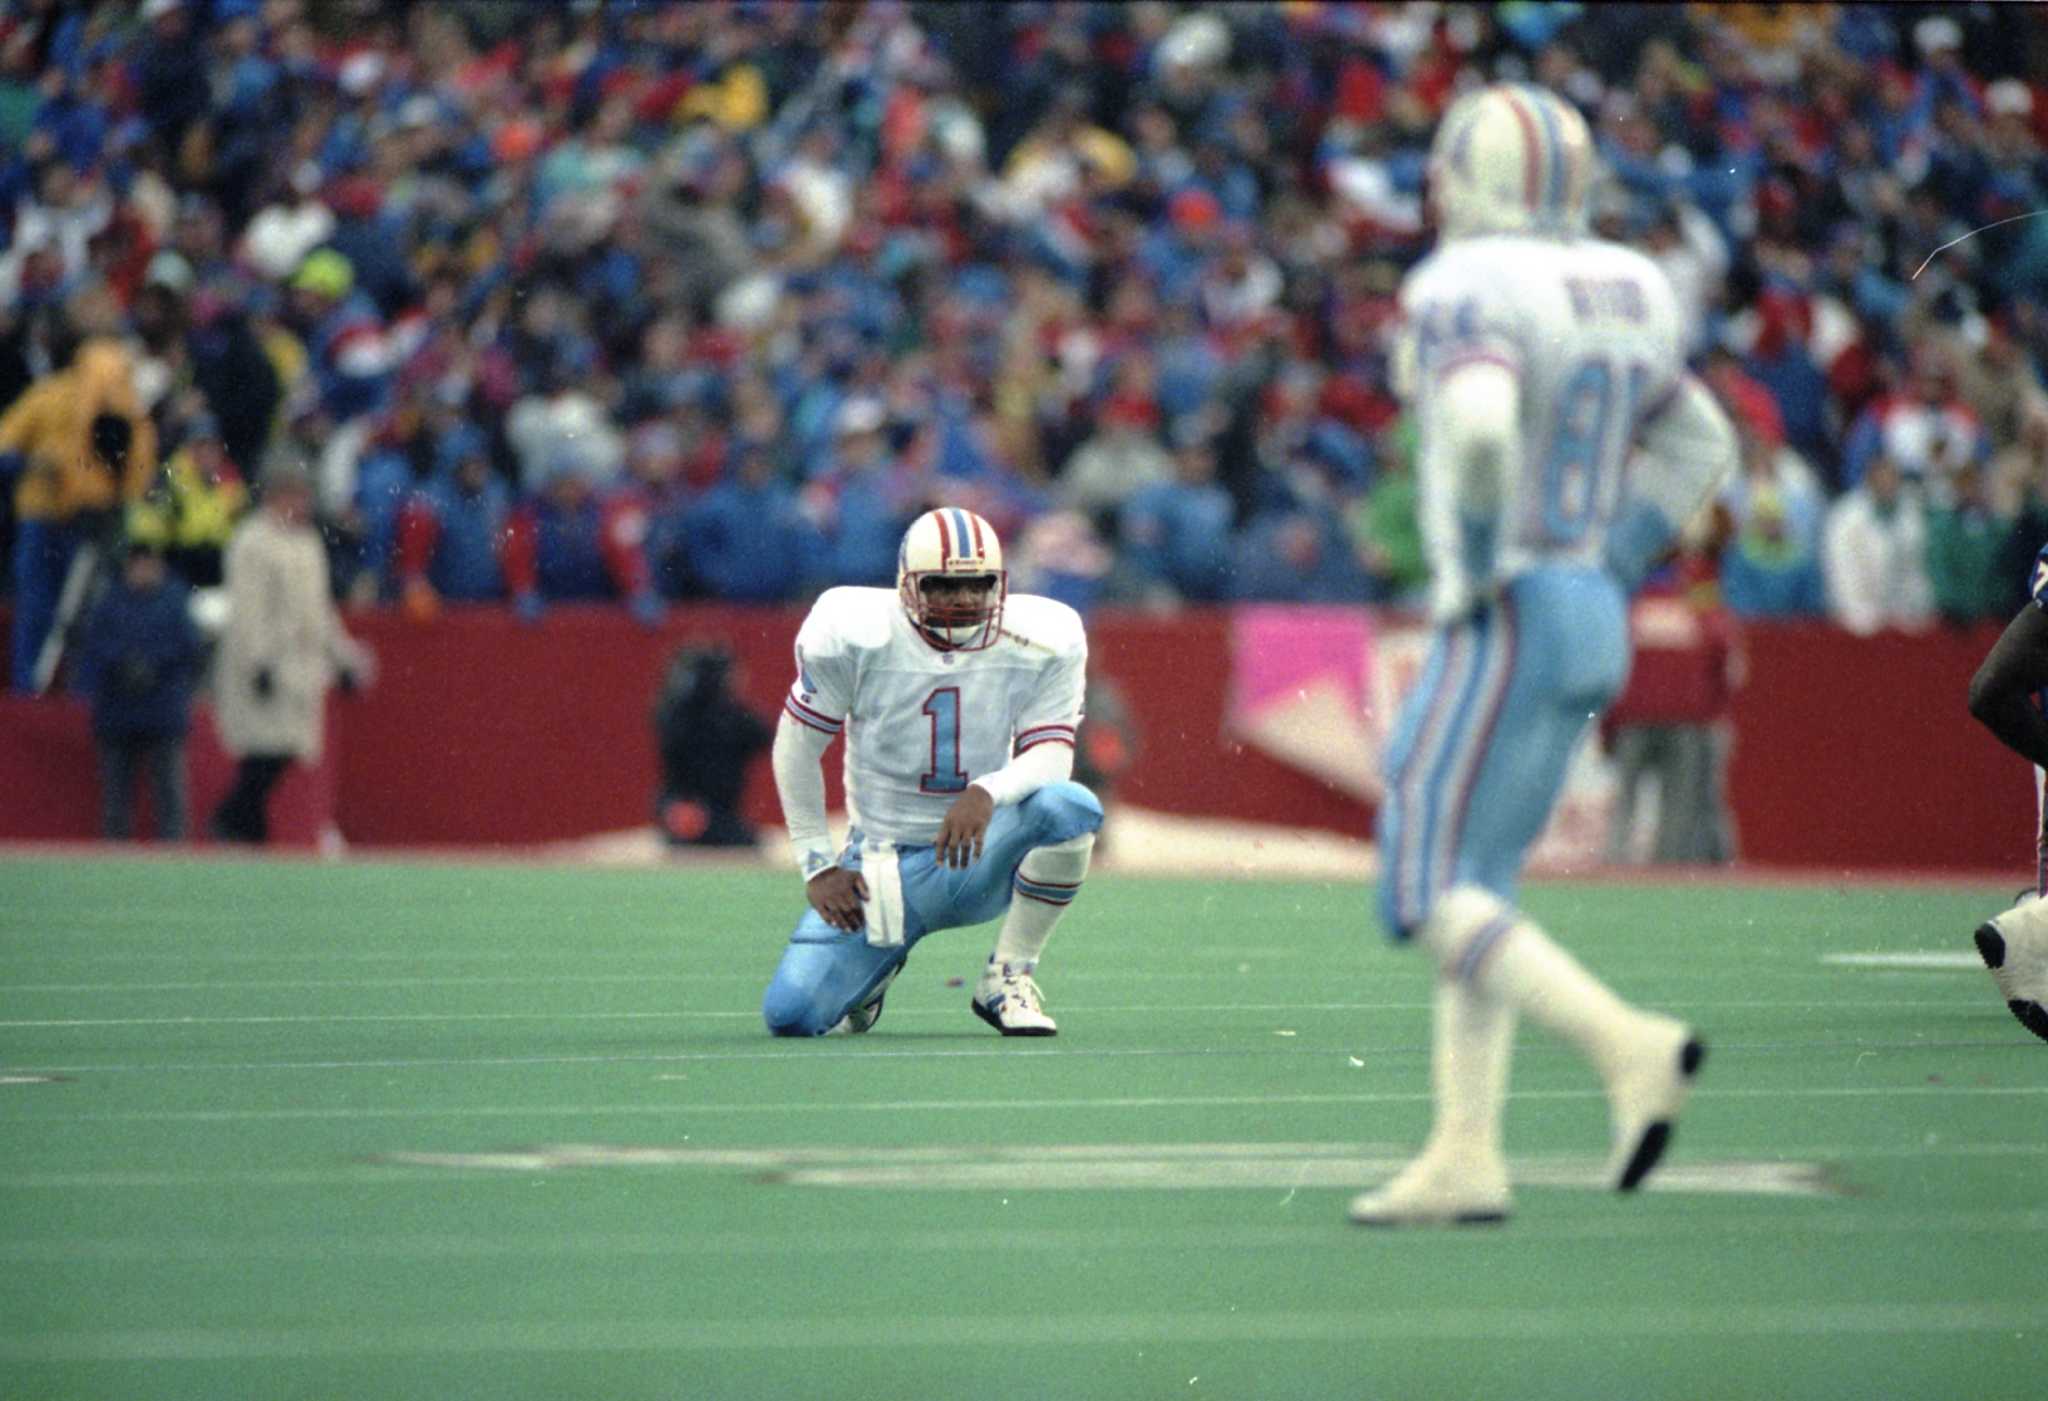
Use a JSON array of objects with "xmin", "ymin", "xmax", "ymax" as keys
[{"xmin": 0, "ymin": 605, "xmax": 2030, "ymax": 871}]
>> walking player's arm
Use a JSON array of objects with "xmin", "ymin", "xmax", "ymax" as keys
[
  {"xmin": 1605, "ymin": 374, "xmax": 1738, "ymax": 593},
  {"xmin": 1968, "ymin": 603, "xmax": 2048, "ymax": 770},
  {"xmin": 1416, "ymin": 357, "xmax": 1519, "ymax": 623}
]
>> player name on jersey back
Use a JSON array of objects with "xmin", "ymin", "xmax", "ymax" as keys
[{"xmin": 1401, "ymin": 233, "xmax": 1686, "ymax": 573}]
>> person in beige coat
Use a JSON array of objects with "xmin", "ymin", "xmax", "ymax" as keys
[{"xmin": 209, "ymin": 465, "xmax": 373, "ymax": 843}]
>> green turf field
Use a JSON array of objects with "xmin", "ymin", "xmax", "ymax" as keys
[{"xmin": 1, "ymin": 853, "xmax": 2043, "ymax": 1400}]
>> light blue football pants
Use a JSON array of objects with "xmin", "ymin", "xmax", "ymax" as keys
[
  {"xmin": 1376, "ymin": 566, "xmax": 1630, "ymax": 940},
  {"xmin": 762, "ymin": 781, "xmax": 1103, "ymax": 1036}
]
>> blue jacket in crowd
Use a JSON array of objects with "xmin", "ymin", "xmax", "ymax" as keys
[
  {"xmin": 677, "ymin": 474, "xmax": 819, "ymax": 603},
  {"xmin": 1120, "ymin": 478, "xmax": 1237, "ymax": 602},
  {"xmin": 75, "ymin": 574, "xmax": 203, "ymax": 739},
  {"xmin": 414, "ymin": 459, "xmax": 512, "ymax": 601}
]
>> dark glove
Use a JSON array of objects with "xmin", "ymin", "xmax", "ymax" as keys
[{"xmin": 253, "ymin": 666, "xmax": 275, "ymax": 701}]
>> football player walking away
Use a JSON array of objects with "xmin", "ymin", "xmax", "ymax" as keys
[
  {"xmin": 1351, "ymin": 84, "xmax": 1740, "ymax": 1227},
  {"xmin": 1965, "ymin": 546, "xmax": 2048, "ymax": 1042},
  {"xmin": 761, "ymin": 507, "xmax": 1101, "ymax": 1037}
]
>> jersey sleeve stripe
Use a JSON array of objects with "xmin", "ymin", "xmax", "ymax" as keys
[
  {"xmin": 783, "ymin": 697, "xmax": 843, "ymax": 734},
  {"xmin": 786, "ymin": 693, "xmax": 844, "ymax": 727},
  {"xmin": 1015, "ymin": 735, "xmax": 1076, "ymax": 754},
  {"xmin": 1016, "ymin": 722, "xmax": 1078, "ymax": 740}
]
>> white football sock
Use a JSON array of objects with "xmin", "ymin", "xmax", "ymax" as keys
[
  {"xmin": 1421, "ymin": 977, "xmax": 1516, "ymax": 1161},
  {"xmin": 1423, "ymin": 885, "xmax": 1638, "ymax": 1077},
  {"xmin": 992, "ymin": 832, "xmax": 1093, "ymax": 968}
]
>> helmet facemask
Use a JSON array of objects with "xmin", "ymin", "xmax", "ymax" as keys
[
  {"xmin": 901, "ymin": 570, "xmax": 1006, "ymax": 651},
  {"xmin": 897, "ymin": 508, "xmax": 1008, "ymax": 651}
]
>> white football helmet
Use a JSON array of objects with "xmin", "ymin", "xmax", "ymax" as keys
[
  {"xmin": 1428, "ymin": 84, "xmax": 1595, "ymax": 242},
  {"xmin": 897, "ymin": 507, "xmax": 1006, "ymax": 651}
]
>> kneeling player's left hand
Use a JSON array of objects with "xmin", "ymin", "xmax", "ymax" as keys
[{"xmin": 935, "ymin": 786, "xmax": 994, "ymax": 869}]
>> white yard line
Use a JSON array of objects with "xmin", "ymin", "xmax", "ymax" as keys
[
  {"xmin": 0, "ymin": 996, "xmax": 1984, "ymax": 1029},
  {"xmin": 6, "ymin": 1208, "xmax": 2048, "ymax": 1265},
  {"xmin": 4, "ymin": 1033, "xmax": 2030, "ymax": 1075},
  {"xmin": 3, "ymin": 1302, "xmax": 2045, "ymax": 1362},
  {"xmin": 9, "ymin": 1084, "xmax": 2048, "ymax": 1131}
]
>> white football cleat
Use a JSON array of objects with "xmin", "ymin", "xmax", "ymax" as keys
[
  {"xmin": 825, "ymin": 965, "xmax": 900, "ymax": 1036},
  {"xmin": 1975, "ymin": 910, "xmax": 2048, "ymax": 1043},
  {"xmin": 971, "ymin": 962, "xmax": 1057, "ymax": 1037},
  {"xmin": 1349, "ymin": 1143, "xmax": 1511, "ymax": 1228},
  {"xmin": 1602, "ymin": 1013, "xmax": 1706, "ymax": 1191}
]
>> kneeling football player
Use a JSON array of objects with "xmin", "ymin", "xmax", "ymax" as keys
[{"xmin": 761, "ymin": 508, "xmax": 1100, "ymax": 1037}]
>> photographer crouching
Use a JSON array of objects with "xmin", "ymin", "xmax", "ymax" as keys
[{"xmin": 652, "ymin": 644, "xmax": 771, "ymax": 849}]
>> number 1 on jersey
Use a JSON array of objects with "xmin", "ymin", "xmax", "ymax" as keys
[{"xmin": 920, "ymin": 687, "xmax": 969, "ymax": 793}]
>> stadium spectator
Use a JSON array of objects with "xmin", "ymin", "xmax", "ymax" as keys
[
  {"xmin": 1925, "ymin": 461, "xmax": 2012, "ymax": 627},
  {"xmin": 1822, "ymin": 456, "xmax": 1935, "ymax": 636},
  {"xmin": 1604, "ymin": 549, "xmax": 1742, "ymax": 867},
  {"xmin": 0, "ymin": 2, "xmax": 2044, "ymax": 617},
  {"xmin": 1717, "ymin": 407, "xmax": 1828, "ymax": 621},
  {"xmin": 394, "ymin": 423, "xmax": 512, "ymax": 616},
  {"xmin": 812, "ymin": 397, "xmax": 922, "ymax": 590},
  {"xmin": 74, "ymin": 540, "xmax": 202, "ymax": 842},
  {"xmin": 1057, "ymin": 361, "xmax": 1173, "ymax": 526},
  {"xmin": 672, "ymin": 438, "xmax": 819, "ymax": 604},
  {"xmin": 184, "ymin": 283, "xmax": 283, "ymax": 480},
  {"xmin": 1116, "ymin": 422, "xmax": 1234, "ymax": 604},
  {"xmin": 126, "ymin": 412, "xmax": 246, "ymax": 588},
  {"xmin": 1995, "ymin": 408, "xmax": 2048, "ymax": 611},
  {"xmin": 1349, "ymin": 417, "xmax": 1427, "ymax": 606},
  {"xmin": 210, "ymin": 465, "xmax": 373, "ymax": 845},
  {"xmin": 1229, "ymin": 509, "xmax": 1370, "ymax": 605},
  {"xmin": 1840, "ymin": 344, "xmax": 1992, "ymax": 500},
  {"xmin": 500, "ymin": 454, "xmax": 662, "ymax": 627}
]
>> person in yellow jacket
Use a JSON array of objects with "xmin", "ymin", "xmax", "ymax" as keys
[
  {"xmin": 127, "ymin": 415, "xmax": 248, "ymax": 587},
  {"xmin": 0, "ymin": 337, "xmax": 159, "ymax": 691}
]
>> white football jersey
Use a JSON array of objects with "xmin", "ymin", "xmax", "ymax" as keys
[
  {"xmin": 783, "ymin": 587, "xmax": 1087, "ymax": 846},
  {"xmin": 1400, "ymin": 233, "xmax": 1687, "ymax": 580}
]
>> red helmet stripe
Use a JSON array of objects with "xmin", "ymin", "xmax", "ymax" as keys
[
  {"xmin": 967, "ymin": 512, "xmax": 985, "ymax": 560},
  {"xmin": 1499, "ymin": 88, "xmax": 1543, "ymax": 212},
  {"xmin": 933, "ymin": 510, "xmax": 952, "ymax": 561}
]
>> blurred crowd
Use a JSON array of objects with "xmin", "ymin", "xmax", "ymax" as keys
[{"xmin": 4, "ymin": 0, "xmax": 2048, "ymax": 689}]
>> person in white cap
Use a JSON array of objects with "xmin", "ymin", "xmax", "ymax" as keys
[{"xmin": 761, "ymin": 507, "xmax": 1100, "ymax": 1037}]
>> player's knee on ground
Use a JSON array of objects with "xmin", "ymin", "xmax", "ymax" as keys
[
  {"xmin": 761, "ymin": 975, "xmax": 836, "ymax": 1037},
  {"xmin": 1021, "ymin": 780, "xmax": 1103, "ymax": 843}
]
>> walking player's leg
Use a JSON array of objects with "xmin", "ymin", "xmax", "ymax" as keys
[{"xmin": 1357, "ymin": 574, "xmax": 1702, "ymax": 1227}]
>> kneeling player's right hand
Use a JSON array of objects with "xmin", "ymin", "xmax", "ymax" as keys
[{"xmin": 806, "ymin": 867, "xmax": 870, "ymax": 933}]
